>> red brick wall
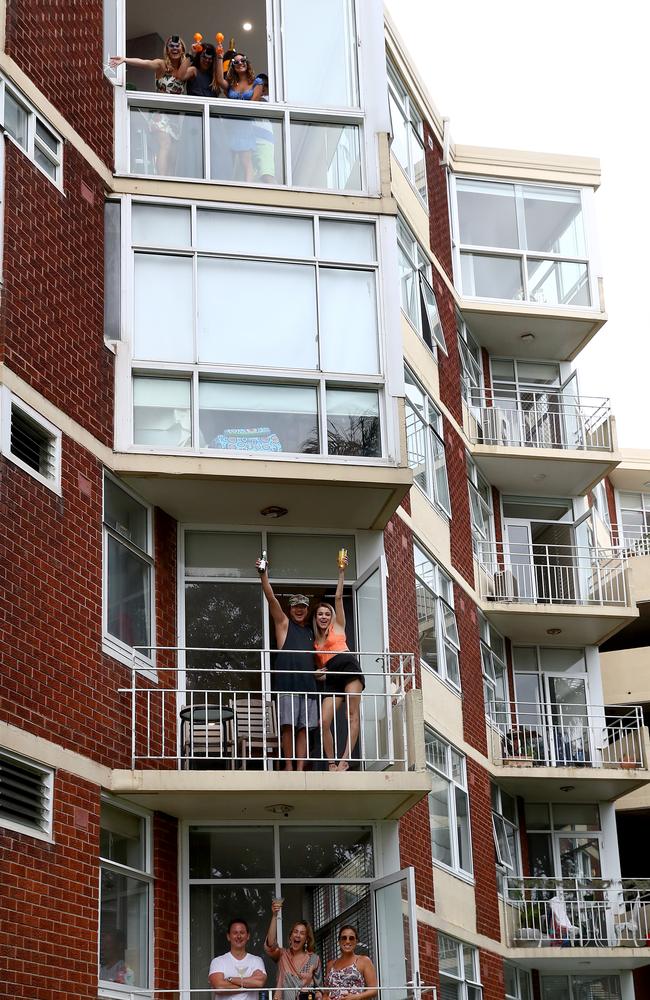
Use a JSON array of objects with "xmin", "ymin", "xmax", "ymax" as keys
[
  {"xmin": 479, "ymin": 950, "xmax": 505, "ymax": 1000},
  {"xmin": 424, "ymin": 126, "xmax": 453, "ymax": 281},
  {"xmin": 154, "ymin": 813, "xmax": 180, "ymax": 989},
  {"xmin": 605, "ymin": 475, "xmax": 619, "ymax": 534},
  {"xmin": 385, "ymin": 513, "xmax": 420, "ymax": 666},
  {"xmin": 466, "ymin": 758, "xmax": 500, "ymax": 941},
  {"xmin": 0, "ymin": 770, "xmax": 100, "ymax": 1000},
  {"xmin": 0, "ymin": 144, "xmax": 114, "ymax": 446},
  {"xmin": 5, "ymin": 0, "xmax": 114, "ymax": 167}
]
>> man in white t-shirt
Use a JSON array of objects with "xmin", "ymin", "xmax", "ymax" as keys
[{"xmin": 209, "ymin": 918, "xmax": 267, "ymax": 1000}]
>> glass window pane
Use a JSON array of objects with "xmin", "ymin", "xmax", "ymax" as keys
[
  {"xmin": 406, "ymin": 404, "xmax": 428, "ymax": 493},
  {"xmin": 389, "ymin": 93, "xmax": 409, "ymax": 173},
  {"xmin": 4, "ymin": 92, "xmax": 28, "ymax": 147},
  {"xmin": 441, "ymin": 603, "xmax": 460, "ymax": 647},
  {"xmin": 100, "ymin": 803, "xmax": 145, "ymax": 869},
  {"xmin": 279, "ymin": 826, "xmax": 373, "ymax": 877},
  {"xmin": 437, "ymin": 934, "xmax": 460, "ymax": 977},
  {"xmin": 210, "ymin": 114, "xmax": 285, "ymax": 185},
  {"xmin": 539, "ymin": 647, "xmax": 586, "ymax": 673},
  {"xmin": 132, "ymin": 204, "xmax": 191, "ymax": 247},
  {"xmin": 129, "ymin": 107, "xmax": 203, "ymax": 178},
  {"xmin": 133, "ymin": 254, "xmax": 194, "ymax": 362},
  {"xmin": 185, "ymin": 532, "xmax": 263, "ymax": 579},
  {"xmin": 512, "ymin": 647, "xmax": 538, "ymax": 672},
  {"xmin": 189, "ymin": 884, "xmax": 275, "ymax": 990},
  {"xmin": 283, "ymin": 0, "xmax": 358, "ymax": 107},
  {"xmin": 527, "ymin": 833, "xmax": 553, "ymax": 877},
  {"xmin": 197, "ymin": 210, "xmax": 313, "ymax": 257},
  {"xmin": 319, "ymin": 220, "xmax": 376, "ymax": 264},
  {"xmin": 320, "ymin": 269, "xmax": 379, "ymax": 374},
  {"xmin": 431, "ymin": 431, "xmax": 451, "ymax": 514},
  {"xmin": 419, "ymin": 272, "xmax": 447, "ymax": 354},
  {"xmin": 326, "ymin": 389, "xmax": 380, "ymax": 458},
  {"xmin": 184, "ymin": 581, "xmax": 264, "ymax": 687},
  {"xmin": 553, "ymin": 803, "xmax": 600, "ymax": 832},
  {"xmin": 444, "ymin": 645, "xmax": 460, "ymax": 688},
  {"xmin": 524, "ymin": 802, "xmax": 550, "ymax": 829},
  {"xmin": 100, "ymin": 870, "xmax": 149, "ymax": 987},
  {"xmin": 107, "ymin": 537, "xmax": 151, "ymax": 648},
  {"xmin": 35, "ymin": 120, "xmax": 58, "ymax": 154},
  {"xmin": 461, "ymin": 252, "xmax": 524, "ymax": 300},
  {"xmin": 540, "ymin": 977, "xmax": 569, "ymax": 1000},
  {"xmin": 104, "ymin": 202, "xmax": 121, "ymax": 341},
  {"xmin": 399, "ymin": 244, "xmax": 419, "ymax": 328},
  {"xmin": 188, "ymin": 825, "xmax": 274, "ymax": 878},
  {"xmin": 425, "ymin": 731, "xmax": 448, "ymax": 773},
  {"xmin": 198, "ymin": 259, "xmax": 317, "ymax": 369},
  {"xmin": 429, "ymin": 776, "xmax": 452, "ymax": 866},
  {"xmin": 523, "ymin": 186, "xmax": 586, "ymax": 257},
  {"xmin": 415, "ymin": 578, "xmax": 437, "ymax": 672},
  {"xmin": 133, "ymin": 377, "xmax": 192, "ymax": 448},
  {"xmin": 527, "ymin": 258, "xmax": 591, "ymax": 306},
  {"xmin": 267, "ymin": 534, "xmax": 357, "ymax": 579},
  {"xmin": 457, "ymin": 179, "xmax": 519, "ymax": 249},
  {"xmin": 199, "ymin": 381, "xmax": 318, "ymax": 454},
  {"xmin": 34, "ymin": 147, "xmax": 57, "ymax": 179},
  {"xmin": 104, "ymin": 478, "xmax": 147, "ymax": 549},
  {"xmin": 291, "ymin": 121, "xmax": 361, "ymax": 191}
]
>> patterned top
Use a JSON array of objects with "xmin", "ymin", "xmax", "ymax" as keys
[
  {"xmin": 156, "ymin": 71, "xmax": 186, "ymax": 95},
  {"xmin": 273, "ymin": 949, "xmax": 322, "ymax": 1000},
  {"xmin": 325, "ymin": 960, "xmax": 365, "ymax": 999}
]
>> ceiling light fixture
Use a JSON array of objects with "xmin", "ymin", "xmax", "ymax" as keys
[
  {"xmin": 520, "ymin": 332, "xmax": 535, "ymax": 342},
  {"xmin": 265, "ymin": 803, "xmax": 294, "ymax": 817},
  {"xmin": 242, "ymin": 21, "xmax": 253, "ymax": 31},
  {"xmin": 533, "ymin": 473, "xmax": 547, "ymax": 482},
  {"xmin": 546, "ymin": 627, "xmax": 562, "ymax": 635},
  {"xmin": 560, "ymin": 785, "xmax": 575, "ymax": 793},
  {"xmin": 260, "ymin": 505, "xmax": 288, "ymax": 518},
  {"xmin": 643, "ymin": 481, "xmax": 650, "ymax": 488}
]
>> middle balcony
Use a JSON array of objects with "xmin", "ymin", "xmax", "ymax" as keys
[
  {"xmin": 477, "ymin": 540, "xmax": 637, "ymax": 646},
  {"xmin": 464, "ymin": 385, "xmax": 619, "ymax": 497},
  {"xmin": 112, "ymin": 649, "xmax": 429, "ymax": 822}
]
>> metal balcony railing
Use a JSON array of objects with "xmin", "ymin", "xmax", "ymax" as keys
[
  {"xmin": 125, "ymin": 92, "xmax": 363, "ymax": 191},
  {"xmin": 120, "ymin": 649, "xmax": 416, "ymax": 771},
  {"xmin": 104, "ymin": 987, "xmax": 435, "ymax": 1000},
  {"xmin": 467, "ymin": 387, "xmax": 612, "ymax": 451},
  {"xmin": 490, "ymin": 702, "xmax": 645, "ymax": 769},
  {"xmin": 477, "ymin": 541, "xmax": 630, "ymax": 607},
  {"xmin": 610, "ymin": 527, "xmax": 650, "ymax": 558},
  {"xmin": 504, "ymin": 877, "xmax": 650, "ymax": 948}
]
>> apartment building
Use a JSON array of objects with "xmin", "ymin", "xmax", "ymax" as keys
[{"xmin": 1, "ymin": 3, "xmax": 648, "ymax": 1000}]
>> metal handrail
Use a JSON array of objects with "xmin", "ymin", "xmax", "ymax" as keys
[
  {"xmin": 108, "ymin": 988, "xmax": 435, "ymax": 1000},
  {"xmin": 477, "ymin": 541, "xmax": 630, "ymax": 607}
]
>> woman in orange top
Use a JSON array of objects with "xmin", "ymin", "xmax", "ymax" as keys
[{"xmin": 313, "ymin": 554, "xmax": 365, "ymax": 771}]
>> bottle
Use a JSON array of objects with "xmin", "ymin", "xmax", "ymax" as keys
[{"xmin": 258, "ymin": 550, "xmax": 268, "ymax": 573}]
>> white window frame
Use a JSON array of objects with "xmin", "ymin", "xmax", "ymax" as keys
[
  {"xmin": 0, "ymin": 748, "xmax": 54, "ymax": 842},
  {"xmin": 0, "ymin": 387, "xmax": 62, "ymax": 494},
  {"xmin": 414, "ymin": 542, "xmax": 460, "ymax": 691},
  {"xmin": 467, "ymin": 454, "xmax": 493, "ymax": 555},
  {"xmin": 404, "ymin": 366, "xmax": 450, "ymax": 516},
  {"xmin": 0, "ymin": 75, "xmax": 63, "ymax": 189},
  {"xmin": 540, "ymin": 974, "xmax": 621, "ymax": 1000},
  {"xmin": 102, "ymin": 472, "xmax": 155, "ymax": 672},
  {"xmin": 117, "ymin": 198, "xmax": 390, "ymax": 464},
  {"xmin": 617, "ymin": 490, "xmax": 650, "ymax": 550},
  {"xmin": 437, "ymin": 933, "xmax": 482, "ymax": 998},
  {"xmin": 591, "ymin": 480, "xmax": 611, "ymax": 531},
  {"xmin": 387, "ymin": 60, "xmax": 428, "ymax": 208},
  {"xmin": 479, "ymin": 612, "xmax": 508, "ymax": 722},
  {"xmin": 425, "ymin": 729, "xmax": 473, "ymax": 878},
  {"xmin": 457, "ymin": 320, "xmax": 483, "ymax": 405},
  {"xmin": 450, "ymin": 174, "xmax": 595, "ymax": 308},
  {"xmin": 524, "ymin": 801, "xmax": 602, "ymax": 880},
  {"xmin": 491, "ymin": 783, "xmax": 521, "ymax": 891},
  {"xmin": 99, "ymin": 795, "xmax": 153, "ymax": 997},
  {"xmin": 504, "ymin": 963, "xmax": 532, "ymax": 1000},
  {"xmin": 397, "ymin": 216, "xmax": 446, "ymax": 354}
]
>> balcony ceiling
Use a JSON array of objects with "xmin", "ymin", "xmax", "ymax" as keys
[
  {"xmin": 471, "ymin": 446, "xmax": 619, "ymax": 497},
  {"xmin": 109, "ymin": 769, "xmax": 431, "ymax": 821},
  {"xmin": 609, "ymin": 452, "xmax": 650, "ymax": 491},
  {"xmin": 459, "ymin": 299, "xmax": 606, "ymax": 361},
  {"xmin": 481, "ymin": 602, "xmax": 638, "ymax": 647},
  {"xmin": 491, "ymin": 764, "xmax": 650, "ymax": 804},
  {"xmin": 509, "ymin": 947, "xmax": 650, "ymax": 971}
]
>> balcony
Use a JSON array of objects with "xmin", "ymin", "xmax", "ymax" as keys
[
  {"xmin": 487, "ymin": 702, "xmax": 650, "ymax": 799},
  {"xmin": 465, "ymin": 388, "xmax": 618, "ymax": 496},
  {"xmin": 503, "ymin": 877, "xmax": 650, "ymax": 968},
  {"xmin": 477, "ymin": 541, "xmax": 637, "ymax": 645},
  {"xmin": 111, "ymin": 650, "xmax": 429, "ymax": 821}
]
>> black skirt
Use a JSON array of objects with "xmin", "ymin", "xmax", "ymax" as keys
[{"xmin": 322, "ymin": 652, "xmax": 365, "ymax": 694}]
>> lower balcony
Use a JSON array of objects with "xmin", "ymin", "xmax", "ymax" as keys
[
  {"xmin": 477, "ymin": 542, "xmax": 637, "ymax": 645},
  {"xmin": 504, "ymin": 877, "xmax": 650, "ymax": 969},
  {"xmin": 112, "ymin": 650, "xmax": 429, "ymax": 821}
]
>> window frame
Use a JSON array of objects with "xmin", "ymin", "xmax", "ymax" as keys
[
  {"xmin": 457, "ymin": 320, "xmax": 483, "ymax": 406},
  {"xmin": 437, "ymin": 933, "xmax": 482, "ymax": 998},
  {"xmin": 397, "ymin": 216, "xmax": 446, "ymax": 354},
  {"xmin": 404, "ymin": 366, "xmax": 451, "ymax": 516},
  {"xmin": 99, "ymin": 795, "xmax": 153, "ymax": 995},
  {"xmin": 387, "ymin": 60, "xmax": 428, "ymax": 208},
  {"xmin": 0, "ymin": 75, "xmax": 63, "ymax": 189},
  {"xmin": 0, "ymin": 387, "xmax": 62, "ymax": 494},
  {"xmin": 540, "ymin": 974, "xmax": 621, "ymax": 1000},
  {"xmin": 524, "ymin": 801, "xmax": 602, "ymax": 880},
  {"xmin": 467, "ymin": 454, "xmax": 493, "ymax": 555},
  {"xmin": 479, "ymin": 612, "xmax": 508, "ymax": 723},
  {"xmin": 118, "ymin": 198, "xmax": 389, "ymax": 464},
  {"xmin": 617, "ymin": 490, "xmax": 650, "ymax": 548},
  {"xmin": 414, "ymin": 543, "xmax": 461, "ymax": 691},
  {"xmin": 504, "ymin": 963, "xmax": 532, "ymax": 1000},
  {"xmin": 450, "ymin": 174, "xmax": 595, "ymax": 308},
  {"xmin": 491, "ymin": 783, "xmax": 521, "ymax": 892},
  {"xmin": 102, "ymin": 472, "xmax": 155, "ymax": 672},
  {"xmin": 425, "ymin": 729, "xmax": 473, "ymax": 878},
  {"xmin": 0, "ymin": 748, "xmax": 54, "ymax": 842}
]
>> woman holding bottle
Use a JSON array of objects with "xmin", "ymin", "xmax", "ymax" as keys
[{"xmin": 265, "ymin": 899, "xmax": 322, "ymax": 1000}]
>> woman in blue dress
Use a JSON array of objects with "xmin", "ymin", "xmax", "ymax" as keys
[{"xmin": 215, "ymin": 46, "xmax": 264, "ymax": 181}]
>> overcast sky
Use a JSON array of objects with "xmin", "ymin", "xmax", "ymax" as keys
[{"xmin": 385, "ymin": 0, "xmax": 649, "ymax": 449}]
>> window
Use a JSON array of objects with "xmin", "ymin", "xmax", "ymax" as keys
[
  {"xmin": 541, "ymin": 974, "xmax": 621, "ymax": 1000},
  {"xmin": 387, "ymin": 62, "xmax": 427, "ymax": 205},
  {"xmin": 479, "ymin": 614, "xmax": 507, "ymax": 721},
  {"xmin": 404, "ymin": 368, "xmax": 450, "ymax": 515},
  {"xmin": 591, "ymin": 480, "xmax": 611, "ymax": 531},
  {"xmin": 491, "ymin": 784, "xmax": 521, "ymax": 893},
  {"xmin": 283, "ymin": 0, "xmax": 359, "ymax": 108},
  {"xmin": 0, "ymin": 749, "xmax": 53, "ymax": 841},
  {"xmin": 0, "ymin": 76, "xmax": 63, "ymax": 187},
  {"xmin": 397, "ymin": 218, "xmax": 447, "ymax": 353},
  {"xmin": 425, "ymin": 730, "xmax": 472, "ymax": 876},
  {"xmin": 524, "ymin": 802, "xmax": 601, "ymax": 880},
  {"xmin": 0, "ymin": 389, "xmax": 62, "ymax": 494},
  {"xmin": 99, "ymin": 799, "xmax": 152, "ymax": 990},
  {"xmin": 103, "ymin": 475, "xmax": 153, "ymax": 662},
  {"xmin": 437, "ymin": 934, "xmax": 481, "ymax": 999},
  {"xmin": 414, "ymin": 544, "xmax": 460, "ymax": 689},
  {"xmin": 104, "ymin": 202, "xmax": 121, "ymax": 341},
  {"xmin": 454, "ymin": 178, "xmax": 590, "ymax": 306},
  {"xmin": 126, "ymin": 204, "xmax": 383, "ymax": 459},
  {"xmin": 618, "ymin": 491, "xmax": 650, "ymax": 550},
  {"xmin": 467, "ymin": 456, "xmax": 493, "ymax": 556},
  {"xmin": 504, "ymin": 964, "xmax": 531, "ymax": 1000},
  {"xmin": 457, "ymin": 322, "xmax": 482, "ymax": 405}
]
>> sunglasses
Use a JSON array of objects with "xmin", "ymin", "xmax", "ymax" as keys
[
  {"xmin": 201, "ymin": 52, "xmax": 214, "ymax": 58},
  {"xmin": 232, "ymin": 57, "xmax": 248, "ymax": 65},
  {"xmin": 340, "ymin": 935, "xmax": 357, "ymax": 941}
]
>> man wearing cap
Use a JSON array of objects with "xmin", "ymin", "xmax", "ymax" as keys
[{"xmin": 257, "ymin": 559, "xmax": 318, "ymax": 770}]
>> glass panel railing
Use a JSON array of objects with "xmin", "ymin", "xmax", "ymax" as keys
[
  {"xmin": 129, "ymin": 106, "xmax": 203, "ymax": 178},
  {"xmin": 210, "ymin": 113, "xmax": 285, "ymax": 184}
]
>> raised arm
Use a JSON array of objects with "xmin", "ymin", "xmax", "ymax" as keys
[
  {"xmin": 214, "ymin": 44, "xmax": 228, "ymax": 91},
  {"xmin": 257, "ymin": 562, "xmax": 288, "ymax": 644},
  {"xmin": 334, "ymin": 553, "xmax": 348, "ymax": 629},
  {"xmin": 264, "ymin": 901, "xmax": 283, "ymax": 960}
]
